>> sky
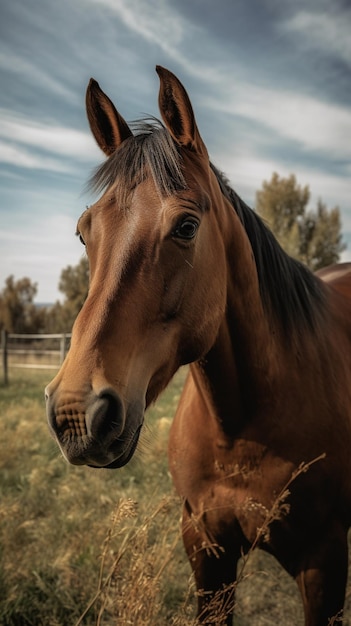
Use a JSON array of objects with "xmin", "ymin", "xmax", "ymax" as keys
[{"xmin": 0, "ymin": 0, "xmax": 350, "ymax": 303}]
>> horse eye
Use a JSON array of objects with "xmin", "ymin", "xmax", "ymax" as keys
[
  {"xmin": 77, "ymin": 232, "xmax": 85, "ymax": 246},
  {"xmin": 173, "ymin": 217, "xmax": 199, "ymax": 240}
]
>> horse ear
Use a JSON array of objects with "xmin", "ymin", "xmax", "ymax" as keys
[
  {"xmin": 156, "ymin": 66, "xmax": 208, "ymax": 157},
  {"xmin": 86, "ymin": 79, "xmax": 132, "ymax": 156}
]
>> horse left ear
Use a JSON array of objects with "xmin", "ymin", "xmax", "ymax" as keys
[
  {"xmin": 86, "ymin": 78, "xmax": 132, "ymax": 156},
  {"xmin": 156, "ymin": 66, "xmax": 208, "ymax": 157}
]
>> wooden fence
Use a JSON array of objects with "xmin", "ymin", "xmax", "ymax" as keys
[{"xmin": 1, "ymin": 330, "xmax": 71, "ymax": 385}]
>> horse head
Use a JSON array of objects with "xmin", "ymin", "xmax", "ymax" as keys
[{"xmin": 45, "ymin": 67, "xmax": 229, "ymax": 468}]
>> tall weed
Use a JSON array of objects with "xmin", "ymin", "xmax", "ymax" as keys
[{"xmin": 1, "ymin": 370, "xmax": 350, "ymax": 625}]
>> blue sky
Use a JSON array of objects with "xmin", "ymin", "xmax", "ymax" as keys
[{"xmin": 1, "ymin": 0, "xmax": 350, "ymax": 302}]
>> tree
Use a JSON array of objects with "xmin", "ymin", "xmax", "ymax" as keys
[
  {"xmin": 58, "ymin": 256, "xmax": 89, "ymax": 312},
  {"xmin": 299, "ymin": 200, "xmax": 345, "ymax": 270},
  {"xmin": 45, "ymin": 257, "xmax": 89, "ymax": 332},
  {"xmin": 0, "ymin": 275, "xmax": 44, "ymax": 333},
  {"xmin": 256, "ymin": 173, "xmax": 345, "ymax": 271}
]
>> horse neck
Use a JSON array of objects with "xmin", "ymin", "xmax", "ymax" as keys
[{"xmin": 191, "ymin": 201, "xmax": 279, "ymax": 436}]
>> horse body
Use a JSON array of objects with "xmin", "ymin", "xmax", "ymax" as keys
[
  {"xmin": 46, "ymin": 67, "xmax": 351, "ymax": 625},
  {"xmin": 169, "ymin": 220, "xmax": 351, "ymax": 623}
]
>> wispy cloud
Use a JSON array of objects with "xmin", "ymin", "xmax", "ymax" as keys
[
  {"xmin": 216, "ymin": 147, "xmax": 350, "ymax": 207},
  {"xmin": 100, "ymin": 0, "xmax": 188, "ymax": 48},
  {"xmin": 204, "ymin": 82, "xmax": 351, "ymax": 161},
  {"xmin": 84, "ymin": 1, "xmax": 351, "ymax": 163},
  {"xmin": 0, "ymin": 50, "xmax": 76, "ymax": 102},
  {"xmin": 0, "ymin": 140, "xmax": 71, "ymax": 172},
  {"xmin": 85, "ymin": 0, "xmax": 209, "ymax": 77},
  {"xmin": 0, "ymin": 109, "xmax": 100, "ymax": 171},
  {"xmin": 280, "ymin": 8, "xmax": 351, "ymax": 67}
]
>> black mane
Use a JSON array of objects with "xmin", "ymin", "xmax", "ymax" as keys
[
  {"xmin": 211, "ymin": 164, "xmax": 325, "ymax": 333},
  {"xmin": 88, "ymin": 121, "xmax": 325, "ymax": 334}
]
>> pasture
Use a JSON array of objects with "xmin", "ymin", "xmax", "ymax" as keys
[{"xmin": 1, "ymin": 368, "xmax": 351, "ymax": 625}]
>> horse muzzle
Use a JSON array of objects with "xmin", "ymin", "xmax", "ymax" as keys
[{"xmin": 45, "ymin": 386, "xmax": 144, "ymax": 468}]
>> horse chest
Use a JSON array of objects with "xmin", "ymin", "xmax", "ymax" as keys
[{"xmin": 169, "ymin": 426, "xmax": 294, "ymax": 542}]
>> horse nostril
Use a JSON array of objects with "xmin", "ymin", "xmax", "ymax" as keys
[{"xmin": 86, "ymin": 390, "xmax": 124, "ymax": 441}]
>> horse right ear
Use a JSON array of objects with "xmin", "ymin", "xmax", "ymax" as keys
[
  {"xmin": 156, "ymin": 66, "xmax": 208, "ymax": 158},
  {"xmin": 86, "ymin": 79, "xmax": 132, "ymax": 156}
]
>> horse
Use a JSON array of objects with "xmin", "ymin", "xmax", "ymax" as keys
[{"xmin": 45, "ymin": 66, "xmax": 351, "ymax": 626}]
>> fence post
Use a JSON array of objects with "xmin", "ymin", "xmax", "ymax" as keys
[
  {"xmin": 1, "ymin": 329, "xmax": 8, "ymax": 385},
  {"xmin": 60, "ymin": 333, "xmax": 67, "ymax": 364}
]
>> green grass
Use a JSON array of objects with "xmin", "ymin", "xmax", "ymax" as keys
[{"xmin": 1, "ymin": 369, "xmax": 351, "ymax": 625}]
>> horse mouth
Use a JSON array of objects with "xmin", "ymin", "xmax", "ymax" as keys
[
  {"xmin": 88, "ymin": 425, "xmax": 142, "ymax": 469},
  {"xmin": 54, "ymin": 422, "xmax": 143, "ymax": 469}
]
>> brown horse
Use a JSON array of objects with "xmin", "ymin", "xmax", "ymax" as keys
[{"xmin": 46, "ymin": 67, "xmax": 351, "ymax": 625}]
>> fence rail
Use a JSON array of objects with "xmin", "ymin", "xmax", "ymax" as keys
[{"xmin": 1, "ymin": 330, "xmax": 71, "ymax": 385}]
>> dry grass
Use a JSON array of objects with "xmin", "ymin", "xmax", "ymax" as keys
[
  {"xmin": 74, "ymin": 496, "xmax": 194, "ymax": 626},
  {"xmin": 0, "ymin": 368, "xmax": 193, "ymax": 626},
  {"xmin": 1, "ymin": 368, "xmax": 351, "ymax": 625}
]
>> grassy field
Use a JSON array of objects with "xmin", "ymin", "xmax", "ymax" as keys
[{"xmin": 1, "ymin": 368, "xmax": 351, "ymax": 625}]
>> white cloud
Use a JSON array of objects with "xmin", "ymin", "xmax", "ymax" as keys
[
  {"xmin": 0, "ymin": 109, "xmax": 100, "ymax": 163},
  {"xmin": 0, "ymin": 109, "xmax": 102, "ymax": 175},
  {"xmin": 216, "ymin": 148, "xmax": 351, "ymax": 262},
  {"xmin": 281, "ymin": 9, "xmax": 351, "ymax": 67},
  {"xmin": 205, "ymin": 82, "xmax": 351, "ymax": 161},
  {"xmin": 103, "ymin": 0, "xmax": 186, "ymax": 48},
  {"xmin": 0, "ymin": 51, "xmax": 76, "ymax": 102},
  {"xmin": 85, "ymin": 0, "xmax": 206, "ymax": 76},
  {"xmin": 218, "ymin": 145, "xmax": 351, "ymax": 214},
  {"xmin": 0, "ymin": 140, "xmax": 72, "ymax": 172}
]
